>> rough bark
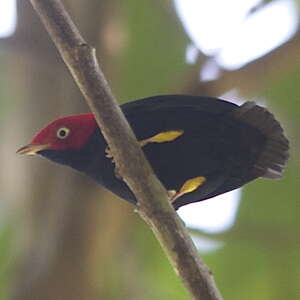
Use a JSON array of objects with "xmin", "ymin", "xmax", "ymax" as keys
[
  {"xmin": 5, "ymin": 1, "xmax": 132, "ymax": 299},
  {"xmin": 29, "ymin": 0, "xmax": 222, "ymax": 299}
]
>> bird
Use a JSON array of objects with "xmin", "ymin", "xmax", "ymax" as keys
[{"xmin": 17, "ymin": 95, "xmax": 289, "ymax": 210}]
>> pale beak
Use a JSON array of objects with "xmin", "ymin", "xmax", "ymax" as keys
[{"xmin": 16, "ymin": 144, "xmax": 50, "ymax": 155}]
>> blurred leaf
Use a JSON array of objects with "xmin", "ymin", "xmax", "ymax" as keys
[
  {"xmin": 130, "ymin": 221, "xmax": 190, "ymax": 300},
  {"xmin": 113, "ymin": 0, "xmax": 189, "ymax": 102}
]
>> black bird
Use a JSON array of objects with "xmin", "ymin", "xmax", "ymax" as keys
[{"xmin": 17, "ymin": 95, "xmax": 289, "ymax": 209}]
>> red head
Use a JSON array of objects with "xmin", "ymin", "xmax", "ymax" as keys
[{"xmin": 17, "ymin": 113, "xmax": 97, "ymax": 155}]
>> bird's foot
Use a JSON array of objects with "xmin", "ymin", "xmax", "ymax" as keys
[
  {"xmin": 105, "ymin": 146, "xmax": 122, "ymax": 179},
  {"xmin": 105, "ymin": 146, "xmax": 115, "ymax": 163},
  {"xmin": 167, "ymin": 190, "xmax": 177, "ymax": 201}
]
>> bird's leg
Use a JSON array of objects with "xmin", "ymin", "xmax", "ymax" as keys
[
  {"xmin": 106, "ymin": 130, "xmax": 184, "ymax": 161},
  {"xmin": 139, "ymin": 130, "xmax": 184, "ymax": 147},
  {"xmin": 168, "ymin": 176, "xmax": 206, "ymax": 202},
  {"xmin": 106, "ymin": 130, "xmax": 184, "ymax": 180}
]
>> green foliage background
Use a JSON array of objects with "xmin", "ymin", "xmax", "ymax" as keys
[{"xmin": 0, "ymin": 0, "xmax": 299, "ymax": 299}]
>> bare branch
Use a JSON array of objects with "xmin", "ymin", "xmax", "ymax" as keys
[
  {"xmin": 181, "ymin": 31, "xmax": 300, "ymax": 97},
  {"xmin": 29, "ymin": 1, "xmax": 222, "ymax": 299}
]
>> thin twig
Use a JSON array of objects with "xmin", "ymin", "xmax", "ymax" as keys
[{"xmin": 29, "ymin": 1, "xmax": 223, "ymax": 299}]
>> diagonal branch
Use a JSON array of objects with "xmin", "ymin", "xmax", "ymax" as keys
[{"xmin": 29, "ymin": 0, "xmax": 222, "ymax": 299}]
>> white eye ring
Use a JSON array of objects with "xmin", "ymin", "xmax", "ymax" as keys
[{"xmin": 56, "ymin": 127, "xmax": 70, "ymax": 139}]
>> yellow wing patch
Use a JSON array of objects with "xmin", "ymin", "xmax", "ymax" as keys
[{"xmin": 140, "ymin": 130, "xmax": 184, "ymax": 147}]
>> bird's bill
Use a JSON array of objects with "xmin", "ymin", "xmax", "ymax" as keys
[{"xmin": 16, "ymin": 143, "xmax": 50, "ymax": 155}]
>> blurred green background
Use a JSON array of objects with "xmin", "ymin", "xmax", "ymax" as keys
[{"xmin": 0, "ymin": 0, "xmax": 299, "ymax": 299}]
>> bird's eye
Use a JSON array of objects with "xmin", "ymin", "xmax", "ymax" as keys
[{"xmin": 56, "ymin": 127, "xmax": 70, "ymax": 139}]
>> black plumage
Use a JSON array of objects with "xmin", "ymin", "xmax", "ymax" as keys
[{"xmin": 23, "ymin": 95, "xmax": 290, "ymax": 209}]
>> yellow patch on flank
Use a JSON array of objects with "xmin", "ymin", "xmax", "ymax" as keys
[
  {"xmin": 179, "ymin": 176, "xmax": 206, "ymax": 194},
  {"xmin": 170, "ymin": 176, "xmax": 206, "ymax": 202},
  {"xmin": 140, "ymin": 130, "xmax": 184, "ymax": 147}
]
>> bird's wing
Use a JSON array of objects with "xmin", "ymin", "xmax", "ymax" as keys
[{"xmin": 122, "ymin": 94, "xmax": 238, "ymax": 116}]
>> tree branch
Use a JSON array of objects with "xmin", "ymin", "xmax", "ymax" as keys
[
  {"xmin": 181, "ymin": 31, "xmax": 300, "ymax": 97},
  {"xmin": 29, "ymin": 1, "xmax": 222, "ymax": 299}
]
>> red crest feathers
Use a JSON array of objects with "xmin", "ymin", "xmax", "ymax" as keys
[{"xmin": 31, "ymin": 113, "xmax": 97, "ymax": 150}]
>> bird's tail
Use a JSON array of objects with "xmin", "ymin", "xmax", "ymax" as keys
[{"xmin": 233, "ymin": 102, "xmax": 289, "ymax": 179}]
